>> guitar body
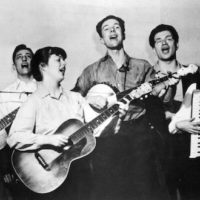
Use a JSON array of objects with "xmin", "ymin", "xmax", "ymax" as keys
[
  {"xmin": 86, "ymin": 83, "xmax": 120, "ymax": 137},
  {"xmin": 12, "ymin": 119, "xmax": 96, "ymax": 194}
]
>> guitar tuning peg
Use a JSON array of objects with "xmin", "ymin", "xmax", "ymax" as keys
[
  {"xmin": 145, "ymin": 95, "xmax": 148, "ymax": 98},
  {"xmin": 140, "ymin": 97, "xmax": 143, "ymax": 100}
]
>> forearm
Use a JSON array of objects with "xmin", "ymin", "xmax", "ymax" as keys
[
  {"xmin": 7, "ymin": 131, "xmax": 55, "ymax": 151},
  {"xmin": 0, "ymin": 130, "xmax": 7, "ymax": 150}
]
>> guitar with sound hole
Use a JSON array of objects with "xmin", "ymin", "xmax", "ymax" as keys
[{"xmin": 11, "ymin": 82, "xmax": 153, "ymax": 194}]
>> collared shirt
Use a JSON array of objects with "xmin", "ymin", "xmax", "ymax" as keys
[
  {"xmin": 0, "ymin": 78, "xmax": 37, "ymax": 149},
  {"xmin": 74, "ymin": 53, "xmax": 155, "ymax": 120},
  {"xmin": 7, "ymin": 84, "xmax": 98, "ymax": 151}
]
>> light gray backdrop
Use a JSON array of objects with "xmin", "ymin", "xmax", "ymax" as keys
[{"xmin": 0, "ymin": 0, "xmax": 199, "ymax": 90}]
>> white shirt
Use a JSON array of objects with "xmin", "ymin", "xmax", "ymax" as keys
[
  {"xmin": 7, "ymin": 85, "xmax": 99, "ymax": 151},
  {"xmin": 0, "ymin": 78, "xmax": 37, "ymax": 149},
  {"xmin": 169, "ymin": 83, "xmax": 197, "ymax": 134}
]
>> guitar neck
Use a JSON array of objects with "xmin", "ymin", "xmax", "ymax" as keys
[
  {"xmin": 70, "ymin": 84, "xmax": 151, "ymax": 144},
  {"xmin": 149, "ymin": 75, "xmax": 170, "ymax": 86},
  {"xmin": 117, "ymin": 74, "xmax": 172, "ymax": 100},
  {"xmin": 70, "ymin": 104, "xmax": 119, "ymax": 144},
  {"xmin": 0, "ymin": 107, "xmax": 19, "ymax": 131}
]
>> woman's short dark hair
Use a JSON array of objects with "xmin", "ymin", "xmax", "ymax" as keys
[
  {"xmin": 12, "ymin": 44, "xmax": 33, "ymax": 63},
  {"xmin": 96, "ymin": 15, "xmax": 125, "ymax": 39},
  {"xmin": 31, "ymin": 46, "xmax": 67, "ymax": 81},
  {"xmin": 149, "ymin": 24, "xmax": 179, "ymax": 48}
]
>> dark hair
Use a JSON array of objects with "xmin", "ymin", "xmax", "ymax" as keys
[
  {"xmin": 12, "ymin": 44, "xmax": 33, "ymax": 63},
  {"xmin": 31, "ymin": 46, "xmax": 67, "ymax": 81},
  {"xmin": 149, "ymin": 24, "xmax": 179, "ymax": 48},
  {"xmin": 96, "ymin": 15, "xmax": 125, "ymax": 39}
]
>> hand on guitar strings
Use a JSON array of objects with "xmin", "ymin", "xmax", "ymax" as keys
[
  {"xmin": 175, "ymin": 118, "xmax": 200, "ymax": 134},
  {"xmin": 117, "ymin": 100, "xmax": 130, "ymax": 119},
  {"xmin": 87, "ymin": 95, "xmax": 108, "ymax": 111},
  {"xmin": 46, "ymin": 135, "xmax": 71, "ymax": 150},
  {"xmin": 86, "ymin": 94, "xmax": 117, "ymax": 112},
  {"xmin": 152, "ymin": 73, "xmax": 180, "ymax": 98},
  {"xmin": 114, "ymin": 100, "xmax": 130, "ymax": 133}
]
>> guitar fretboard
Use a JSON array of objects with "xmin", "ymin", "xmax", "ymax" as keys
[
  {"xmin": 0, "ymin": 107, "xmax": 19, "ymax": 131},
  {"xmin": 70, "ymin": 86, "xmax": 150, "ymax": 144}
]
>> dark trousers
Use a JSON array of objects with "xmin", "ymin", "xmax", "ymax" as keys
[
  {"xmin": 74, "ymin": 115, "xmax": 170, "ymax": 200},
  {"xmin": 0, "ymin": 146, "xmax": 31, "ymax": 200},
  {"xmin": 26, "ymin": 115, "xmax": 170, "ymax": 200},
  {"xmin": 166, "ymin": 134, "xmax": 200, "ymax": 200}
]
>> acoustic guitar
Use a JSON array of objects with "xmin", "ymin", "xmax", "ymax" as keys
[
  {"xmin": 11, "ymin": 82, "xmax": 153, "ymax": 194},
  {"xmin": 11, "ymin": 64, "xmax": 197, "ymax": 194},
  {"xmin": 0, "ymin": 107, "xmax": 19, "ymax": 131}
]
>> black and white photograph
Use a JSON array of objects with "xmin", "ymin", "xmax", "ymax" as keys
[{"xmin": 0, "ymin": 0, "xmax": 200, "ymax": 200}]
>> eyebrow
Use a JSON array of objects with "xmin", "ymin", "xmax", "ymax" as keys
[
  {"xmin": 155, "ymin": 34, "xmax": 173, "ymax": 40},
  {"xmin": 16, "ymin": 52, "xmax": 32, "ymax": 56},
  {"xmin": 102, "ymin": 22, "xmax": 120, "ymax": 29}
]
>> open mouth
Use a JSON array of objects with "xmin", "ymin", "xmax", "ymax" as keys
[
  {"xmin": 21, "ymin": 63, "xmax": 29, "ymax": 68},
  {"xmin": 110, "ymin": 35, "xmax": 118, "ymax": 40},
  {"xmin": 161, "ymin": 45, "xmax": 170, "ymax": 54},
  {"xmin": 59, "ymin": 68, "xmax": 65, "ymax": 75}
]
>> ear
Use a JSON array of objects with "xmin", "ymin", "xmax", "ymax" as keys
[
  {"xmin": 39, "ymin": 62, "xmax": 46, "ymax": 72},
  {"xmin": 100, "ymin": 37, "xmax": 105, "ymax": 45},
  {"xmin": 12, "ymin": 63, "xmax": 16, "ymax": 71}
]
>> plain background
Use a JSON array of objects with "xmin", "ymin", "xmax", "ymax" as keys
[{"xmin": 0, "ymin": 0, "xmax": 200, "ymax": 90}]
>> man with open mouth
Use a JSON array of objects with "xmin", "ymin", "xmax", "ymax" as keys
[
  {"xmin": 0, "ymin": 44, "xmax": 37, "ymax": 200},
  {"xmin": 149, "ymin": 24, "xmax": 200, "ymax": 200}
]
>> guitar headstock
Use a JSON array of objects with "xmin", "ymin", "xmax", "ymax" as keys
[
  {"xmin": 129, "ymin": 83, "xmax": 152, "ymax": 100},
  {"xmin": 178, "ymin": 64, "xmax": 198, "ymax": 76}
]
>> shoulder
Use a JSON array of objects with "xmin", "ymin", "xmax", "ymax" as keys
[
  {"xmin": 129, "ymin": 57, "xmax": 152, "ymax": 69},
  {"xmin": 64, "ymin": 91, "xmax": 88, "ymax": 109},
  {"xmin": 82, "ymin": 58, "xmax": 103, "ymax": 73},
  {"xmin": 128, "ymin": 57, "xmax": 153, "ymax": 75},
  {"xmin": 2, "ymin": 80, "xmax": 19, "ymax": 91},
  {"xmin": 66, "ymin": 90, "xmax": 82, "ymax": 98},
  {"xmin": 64, "ymin": 90, "xmax": 85, "ymax": 102},
  {"xmin": 0, "ymin": 80, "xmax": 19, "ymax": 101}
]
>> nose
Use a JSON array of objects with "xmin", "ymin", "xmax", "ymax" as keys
[
  {"xmin": 61, "ymin": 60, "xmax": 66, "ymax": 68},
  {"xmin": 22, "ymin": 55, "xmax": 27, "ymax": 61},
  {"xmin": 110, "ymin": 26, "xmax": 116, "ymax": 32},
  {"xmin": 161, "ymin": 39, "xmax": 168, "ymax": 45}
]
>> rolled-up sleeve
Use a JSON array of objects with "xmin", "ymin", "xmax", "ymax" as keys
[{"xmin": 7, "ymin": 96, "xmax": 45, "ymax": 151}]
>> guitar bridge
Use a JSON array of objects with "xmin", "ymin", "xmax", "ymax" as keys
[{"xmin": 35, "ymin": 152, "xmax": 50, "ymax": 171}]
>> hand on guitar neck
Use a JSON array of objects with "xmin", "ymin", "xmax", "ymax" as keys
[{"xmin": 153, "ymin": 64, "xmax": 199, "ymax": 97}]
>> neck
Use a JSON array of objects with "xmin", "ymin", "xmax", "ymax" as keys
[
  {"xmin": 42, "ymin": 77, "xmax": 61, "ymax": 97},
  {"xmin": 107, "ymin": 48, "xmax": 126, "ymax": 69},
  {"xmin": 157, "ymin": 59, "xmax": 179, "ymax": 73},
  {"xmin": 17, "ymin": 74, "xmax": 33, "ymax": 83}
]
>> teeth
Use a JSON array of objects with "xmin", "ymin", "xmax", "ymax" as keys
[{"xmin": 110, "ymin": 35, "xmax": 117, "ymax": 39}]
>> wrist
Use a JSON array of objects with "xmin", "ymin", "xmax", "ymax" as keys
[{"xmin": 175, "ymin": 122, "xmax": 183, "ymax": 134}]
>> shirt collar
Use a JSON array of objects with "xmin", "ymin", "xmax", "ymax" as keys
[
  {"xmin": 15, "ymin": 78, "xmax": 37, "ymax": 91},
  {"xmin": 36, "ymin": 84, "xmax": 64, "ymax": 99},
  {"xmin": 154, "ymin": 61, "xmax": 182, "ymax": 74},
  {"xmin": 101, "ymin": 52, "xmax": 131, "ymax": 70}
]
